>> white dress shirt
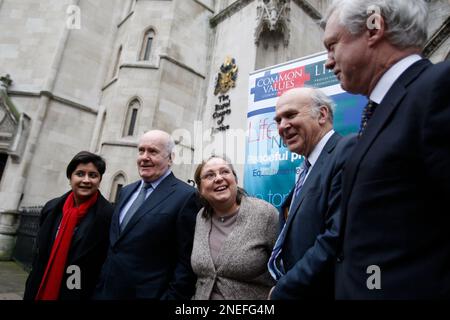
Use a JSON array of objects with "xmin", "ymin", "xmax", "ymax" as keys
[
  {"xmin": 370, "ymin": 54, "xmax": 422, "ymax": 104},
  {"xmin": 290, "ymin": 129, "xmax": 335, "ymax": 207},
  {"xmin": 119, "ymin": 170, "xmax": 172, "ymax": 224}
]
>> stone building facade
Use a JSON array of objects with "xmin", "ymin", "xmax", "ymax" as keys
[{"xmin": 0, "ymin": 1, "xmax": 449, "ymax": 255}]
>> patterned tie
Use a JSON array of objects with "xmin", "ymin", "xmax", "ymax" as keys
[
  {"xmin": 294, "ymin": 159, "xmax": 311, "ymax": 199},
  {"xmin": 268, "ymin": 159, "xmax": 311, "ymax": 280},
  {"xmin": 358, "ymin": 100, "xmax": 378, "ymax": 138},
  {"xmin": 120, "ymin": 182, "xmax": 152, "ymax": 232}
]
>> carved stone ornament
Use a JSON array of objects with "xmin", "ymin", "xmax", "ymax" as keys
[
  {"xmin": 214, "ymin": 56, "xmax": 238, "ymax": 96},
  {"xmin": 255, "ymin": 0, "xmax": 291, "ymax": 46},
  {"xmin": 0, "ymin": 77, "xmax": 30, "ymax": 162}
]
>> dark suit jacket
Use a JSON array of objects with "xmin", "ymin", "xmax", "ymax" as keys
[
  {"xmin": 94, "ymin": 173, "xmax": 200, "ymax": 300},
  {"xmin": 271, "ymin": 132, "xmax": 356, "ymax": 299},
  {"xmin": 336, "ymin": 59, "xmax": 450, "ymax": 299},
  {"xmin": 23, "ymin": 192, "xmax": 113, "ymax": 300}
]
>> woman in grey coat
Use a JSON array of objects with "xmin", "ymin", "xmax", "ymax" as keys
[{"xmin": 191, "ymin": 155, "xmax": 278, "ymax": 300}]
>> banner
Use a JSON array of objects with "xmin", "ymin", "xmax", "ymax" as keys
[{"xmin": 245, "ymin": 51, "xmax": 367, "ymax": 208}]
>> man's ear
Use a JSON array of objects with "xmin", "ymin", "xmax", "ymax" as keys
[{"xmin": 318, "ymin": 105, "xmax": 329, "ymax": 124}]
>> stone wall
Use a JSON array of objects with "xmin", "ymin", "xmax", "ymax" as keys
[
  {"xmin": 0, "ymin": 0, "xmax": 123, "ymax": 210},
  {"xmin": 0, "ymin": 0, "xmax": 448, "ymax": 208},
  {"xmin": 98, "ymin": 0, "xmax": 213, "ymax": 186},
  {"xmin": 0, "ymin": 0, "xmax": 70, "ymax": 91}
]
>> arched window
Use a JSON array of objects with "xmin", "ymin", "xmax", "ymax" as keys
[
  {"xmin": 0, "ymin": 153, "xmax": 8, "ymax": 184},
  {"xmin": 112, "ymin": 45, "xmax": 122, "ymax": 78},
  {"xmin": 110, "ymin": 173, "xmax": 126, "ymax": 204},
  {"xmin": 140, "ymin": 29, "xmax": 155, "ymax": 61},
  {"xmin": 123, "ymin": 98, "xmax": 141, "ymax": 137}
]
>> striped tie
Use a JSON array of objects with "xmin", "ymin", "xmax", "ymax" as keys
[
  {"xmin": 294, "ymin": 159, "xmax": 311, "ymax": 198},
  {"xmin": 268, "ymin": 159, "xmax": 311, "ymax": 280}
]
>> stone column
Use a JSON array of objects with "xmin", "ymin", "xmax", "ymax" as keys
[{"xmin": 0, "ymin": 210, "xmax": 20, "ymax": 260}]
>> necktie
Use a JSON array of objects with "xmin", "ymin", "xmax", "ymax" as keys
[
  {"xmin": 358, "ymin": 100, "xmax": 378, "ymax": 138},
  {"xmin": 293, "ymin": 159, "xmax": 311, "ymax": 199},
  {"xmin": 268, "ymin": 159, "xmax": 311, "ymax": 280},
  {"xmin": 120, "ymin": 182, "xmax": 151, "ymax": 232}
]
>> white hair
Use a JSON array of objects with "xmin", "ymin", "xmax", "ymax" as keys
[
  {"xmin": 323, "ymin": 0, "xmax": 429, "ymax": 49},
  {"xmin": 307, "ymin": 87, "xmax": 335, "ymax": 122}
]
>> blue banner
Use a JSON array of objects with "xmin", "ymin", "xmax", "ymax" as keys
[{"xmin": 245, "ymin": 52, "xmax": 366, "ymax": 208}]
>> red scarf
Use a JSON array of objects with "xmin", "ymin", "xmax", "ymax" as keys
[{"xmin": 35, "ymin": 191, "xmax": 98, "ymax": 300}]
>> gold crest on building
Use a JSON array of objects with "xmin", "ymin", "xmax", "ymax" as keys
[{"xmin": 214, "ymin": 56, "xmax": 238, "ymax": 95}]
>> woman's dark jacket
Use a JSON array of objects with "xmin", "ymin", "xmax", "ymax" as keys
[{"xmin": 23, "ymin": 191, "xmax": 113, "ymax": 300}]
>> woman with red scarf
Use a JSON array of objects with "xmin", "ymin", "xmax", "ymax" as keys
[{"xmin": 24, "ymin": 151, "xmax": 113, "ymax": 300}]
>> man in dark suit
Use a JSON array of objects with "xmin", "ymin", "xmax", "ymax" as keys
[
  {"xmin": 323, "ymin": 0, "xmax": 450, "ymax": 299},
  {"xmin": 268, "ymin": 87, "xmax": 356, "ymax": 299},
  {"xmin": 95, "ymin": 130, "xmax": 200, "ymax": 299}
]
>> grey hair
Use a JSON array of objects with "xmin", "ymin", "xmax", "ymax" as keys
[
  {"xmin": 323, "ymin": 0, "xmax": 429, "ymax": 49},
  {"xmin": 307, "ymin": 87, "xmax": 335, "ymax": 122}
]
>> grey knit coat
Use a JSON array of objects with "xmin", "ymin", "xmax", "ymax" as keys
[{"xmin": 191, "ymin": 196, "xmax": 279, "ymax": 300}]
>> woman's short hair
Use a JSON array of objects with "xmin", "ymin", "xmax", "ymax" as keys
[
  {"xmin": 194, "ymin": 155, "xmax": 247, "ymax": 218},
  {"xmin": 66, "ymin": 151, "xmax": 106, "ymax": 179}
]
